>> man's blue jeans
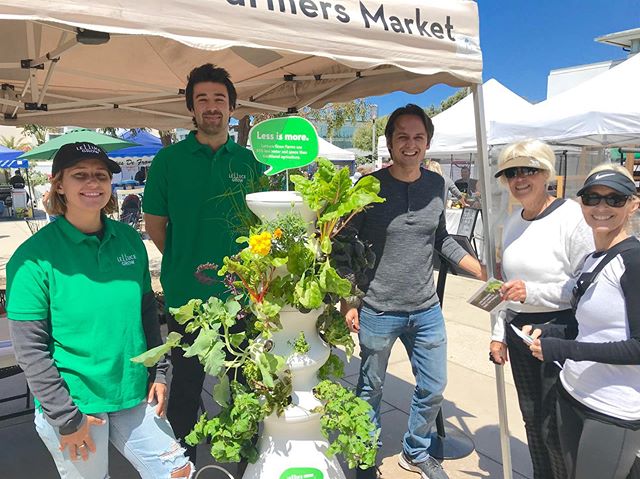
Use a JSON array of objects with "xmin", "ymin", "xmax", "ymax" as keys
[{"xmin": 356, "ymin": 303, "xmax": 447, "ymax": 463}]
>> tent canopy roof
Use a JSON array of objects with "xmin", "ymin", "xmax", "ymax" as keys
[
  {"xmin": 0, "ymin": 145, "xmax": 28, "ymax": 168},
  {"xmin": 0, "ymin": 0, "xmax": 481, "ymax": 129},
  {"xmin": 317, "ymin": 137, "xmax": 355, "ymax": 162},
  {"xmin": 490, "ymin": 53, "xmax": 640, "ymax": 147},
  {"xmin": 109, "ymin": 130, "xmax": 163, "ymax": 158}
]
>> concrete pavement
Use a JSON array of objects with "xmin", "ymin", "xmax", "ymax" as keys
[{"xmin": 0, "ymin": 217, "xmax": 533, "ymax": 478}]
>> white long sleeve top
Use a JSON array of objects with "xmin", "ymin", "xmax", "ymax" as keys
[{"xmin": 491, "ymin": 199, "xmax": 594, "ymax": 342}]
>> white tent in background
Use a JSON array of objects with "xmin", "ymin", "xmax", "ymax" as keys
[
  {"xmin": 377, "ymin": 78, "xmax": 533, "ymax": 159},
  {"xmin": 490, "ymin": 53, "xmax": 640, "ymax": 146},
  {"xmin": 318, "ymin": 137, "xmax": 356, "ymax": 162}
]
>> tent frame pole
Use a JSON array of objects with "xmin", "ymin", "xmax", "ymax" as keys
[{"xmin": 471, "ymin": 83, "xmax": 513, "ymax": 479}]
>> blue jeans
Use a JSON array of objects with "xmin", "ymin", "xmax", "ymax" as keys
[
  {"xmin": 35, "ymin": 401, "xmax": 192, "ymax": 479},
  {"xmin": 356, "ymin": 303, "xmax": 447, "ymax": 463}
]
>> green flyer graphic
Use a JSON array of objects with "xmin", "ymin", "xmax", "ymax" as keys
[
  {"xmin": 279, "ymin": 467, "xmax": 324, "ymax": 479},
  {"xmin": 250, "ymin": 116, "xmax": 319, "ymax": 175}
]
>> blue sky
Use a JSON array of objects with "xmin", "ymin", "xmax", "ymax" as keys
[{"xmin": 371, "ymin": 0, "xmax": 640, "ymax": 116}]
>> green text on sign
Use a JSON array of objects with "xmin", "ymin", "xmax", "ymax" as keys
[
  {"xmin": 279, "ymin": 467, "xmax": 324, "ymax": 479},
  {"xmin": 250, "ymin": 117, "xmax": 319, "ymax": 175}
]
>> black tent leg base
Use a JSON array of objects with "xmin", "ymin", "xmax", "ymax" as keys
[{"xmin": 428, "ymin": 425, "xmax": 475, "ymax": 460}]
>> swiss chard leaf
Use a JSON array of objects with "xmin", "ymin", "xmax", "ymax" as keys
[
  {"xmin": 213, "ymin": 374, "xmax": 231, "ymax": 408},
  {"xmin": 131, "ymin": 331, "xmax": 183, "ymax": 367}
]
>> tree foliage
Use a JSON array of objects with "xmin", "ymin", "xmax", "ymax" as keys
[
  {"xmin": 249, "ymin": 100, "xmax": 371, "ymax": 142},
  {"xmin": 352, "ymin": 116, "xmax": 388, "ymax": 153},
  {"xmin": 424, "ymin": 87, "xmax": 470, "ymax": 117},
  {"xmin": 0, "ymin": 135, "xmax": 31, "ymax": 151},
  {"xmin": 304, "ymin": 100, "xmax": 370, "ymax": 140},
  {"xmin": 21, "ymin": 124, "xmax": 49, "ymax": 145}
]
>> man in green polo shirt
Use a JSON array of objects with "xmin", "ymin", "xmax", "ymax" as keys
[{"xmin": 143, "ymin": 63, "xmax": 263, "ymax": 461}]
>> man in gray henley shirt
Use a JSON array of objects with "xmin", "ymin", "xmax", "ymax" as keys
[{"xmin": 344, "ymin": 104, "xmax": 482, "ymax": 479}]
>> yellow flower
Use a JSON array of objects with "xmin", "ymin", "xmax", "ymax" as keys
[
  {"xmin": 273, "ymin": 228, "xmax": 283, "ymax": 239},
  {"xmin": 249, "ymin": 231, "xmax": 272, "ymax": 256}
]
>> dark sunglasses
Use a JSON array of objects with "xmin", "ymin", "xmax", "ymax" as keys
[
  {"xmin": 503, "ymin": 167, "xmax": 539, "ymax": 179},
  {"xmin": 580, "ymin": 193, "xmax": 629, "ymax": 207}
]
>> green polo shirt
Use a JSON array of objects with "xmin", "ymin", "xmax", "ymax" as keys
[
  {"xmin": 6, "ymin": 217, "xmax": 150, "ymax": 414},
  {"xmin": 143, "ymin": 132, "xmax": 263, "ymax": 309}
]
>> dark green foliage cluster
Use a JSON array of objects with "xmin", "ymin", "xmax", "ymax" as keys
[
  {"xmin": 331, "ymin": 225, "xmax": 376, "ymax": 296},
  {"xmin": 313, "ymin": 380, "xmax": 379, "ymax": 469},
  {"xmin": 186, "ymin": 382, "xmax": 262, "ymax": 463},
  {"xmin": 291, "ymin": 331, "xmax": 311, "ymax": 355}
]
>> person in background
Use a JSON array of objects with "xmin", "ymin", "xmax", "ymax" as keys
[
  {"xmin": 7, "ymin": 142, "xmax": 191, "ymax": 479},
  {"xmin": 343, "ymin": 104, "xmax": 484, "ymax": 479},
  {"xmin": 424, "ymin": 159, "xmax": 468, "ymax": 206},
  {"xmin": 527, "ymin": 164, "xmax": 640, "ymax": 479},
  {"xmin": 9, "ymin": 169, "xmax": 26, "ymax": 188},
  {"xmin": 490, "ymin": 139, "xmax": 594, "ymax": 479},
  {"xmin": 143, "ymin": 63, "xmax": 263, "ymax": 465},
  {"xmin": 134, "ymin": 166, "xmax": 147, "ymax": 185},
  {"xmin": 453, "ymin": 166, "xmax": 477, "ymax": 195}
]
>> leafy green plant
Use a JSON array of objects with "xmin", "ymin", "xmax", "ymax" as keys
[
  {"xmin": 290, "ymin": 331, "xmax": 310, "ymax": 355},
  {"xmin": 313, "ymin": 380, "xmax": 379, "ymax": 469},
  {"xmin": 291, "ymin": 157, "xmax": 385, "ymax": 254},
  {"xmin": 133, "ymin": 158, "xmax": 384, "ymax": 469}
]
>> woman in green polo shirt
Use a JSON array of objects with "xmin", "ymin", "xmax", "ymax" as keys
[{"xmin": 6, "ymin": 142, "xmax": 193, "ymax": 479}]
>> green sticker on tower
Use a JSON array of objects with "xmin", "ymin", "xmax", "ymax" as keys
[
  {"xmin": 279, "ymin": 467, "xmax": 324, "ymax": 479},
  {"xmin": 250, "ymin": 116, "xmax": 319, "ymax": 175}
]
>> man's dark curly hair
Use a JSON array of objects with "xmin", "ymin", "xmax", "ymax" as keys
[
  {"xmin": 384, "ymin": 103, "xmax": 434, "ymax": 149},
  {"xmin": 185, "ymin": 63, "xmax": 237, "ymax": 111}
]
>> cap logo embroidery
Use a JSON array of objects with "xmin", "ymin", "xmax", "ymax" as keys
[
  {"xmin": 594, "ymin": 173, "xmax": 615, "ymax": 180},
  {"xmin": 76, "ymin": 143, "xmax": 102, "ymax": 155},
  {"xmin": 117, "ymin": 253, "xmax": 137, "ymax": 266}
]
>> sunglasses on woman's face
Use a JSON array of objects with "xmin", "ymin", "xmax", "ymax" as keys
[
  {"xmin": 580, "ymin": 193, "xmax": 629, "ymax": 207},
  {"xmin": 504, "ymin": 167, "xmax": 539, "ymax": 179}
]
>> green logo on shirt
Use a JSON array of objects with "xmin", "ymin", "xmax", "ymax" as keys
[{"xmin": 117, "ymin": 253, "xmax": 137, "ymax": 266}]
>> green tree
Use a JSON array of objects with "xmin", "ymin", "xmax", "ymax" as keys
[
  {"xmin": 21, "ymin": 124, "xmax": 50, "ymax": 145},
  {"xmin": 0, "ymin": 135, "xmax": 30, "ymax": 151},
  {"xmin": 423, "ymin": 87, "xmax": 470, "ymax": 117},
  {"xmin": 304, "ymin": 100, "xmax": 369, "ymax": 141},
  {"xmin": 247, "ymin": 100, "xmax": 370, "ymax": 144},
  {"xmin": 352, "ymin": 116, "xmax": 388, "ymax": 154}
]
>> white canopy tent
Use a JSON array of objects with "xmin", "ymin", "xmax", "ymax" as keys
[
  {"xmin": 490, "ymin": 53, "xmax": 640, "ymax": 147},
  {"xmin": 0, "ymin": 1, "xmax": 515, "ymax": 477},
  {"xmin": 318, "ymin": 137, "xmax": 356, "ymax": 162},
  {"xmin": 377, "ymin": 78, "xmax": 533, "ymax": 159}
]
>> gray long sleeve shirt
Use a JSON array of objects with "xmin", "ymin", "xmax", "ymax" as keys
[{"xmin": 350, "ymin": 168, "xmax": 467, "ymax": 312}]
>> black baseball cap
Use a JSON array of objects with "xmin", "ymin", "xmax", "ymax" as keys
[
  {"xmin": 576, "ymin": 170, "xmax": 637, "ymax": 197},
  {"xmin": 52, "ymin": 142, "xmax": 121, "ymax": 176}
]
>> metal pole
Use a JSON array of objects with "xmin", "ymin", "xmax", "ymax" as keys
[
  {"xmin": 471, "ymin": 83, "xmax": 513, "ymax": 479},
  {"xmin": 370, "ymin": 104, "xmax": 378, "ymax": 165},
  {"xmin": 562, "ymin": 151, "xmax": 568, "ymax": 199},
  {"xmin": 25, "ymin": 166, "xmax": 35, "ymax": 218}
]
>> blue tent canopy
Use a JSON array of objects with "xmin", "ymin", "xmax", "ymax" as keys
[
  {"xmin": 0, "ymin": 146, "xmax": 28, "ymax": 169},
  {"xmin": 109, "ymin": 130, "xmax": 163, "ymax": 158}
]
